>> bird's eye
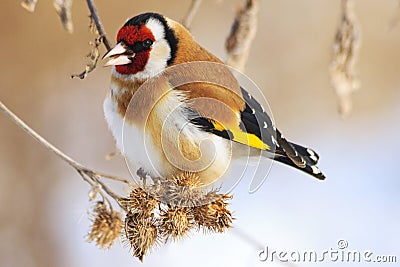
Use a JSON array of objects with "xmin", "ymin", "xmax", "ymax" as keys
[{"xmin": 143, "ymin": 39, "xmax": 153, "ymax": 48}]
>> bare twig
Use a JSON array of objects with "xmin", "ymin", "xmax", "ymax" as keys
[
  {"xmin": 329, "ymin": 0, "xmax": 361, "ymax": 118},
  {"xmin": 72, "ymin": 0, "xmax": 112, "ymax": 79},
  {"xmin": 0, "ymin": 100, "xmax": 128, "ymax": 209},
  {"xmin": 71, "ymin": 36, "xmax": 102, "ymax": 79},
  {"xmin": 96, "ymin": 171, "xmax": 130, "ymax": 184},
  {"xmin": 182, "ymin": 0, "xmax": 202, "ymax": 29},
  {"xmin": 225, "ymin": 0, "xmax": 260, "ymax": 72},
  {"xmin": 85, "ymin": 0, "xmax": 111, "ymax": 51}
]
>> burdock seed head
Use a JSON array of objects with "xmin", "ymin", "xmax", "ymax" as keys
[
  {"xmin": 87, "ymin": 202, "xmax": 123, "ymax": 249},
  {"xmin": 193, "ymin": 193, "xmax": 234, "ymax": 233},
  {"xmin": 124, "ymin": 211, "xmax": 159, "ymax": 262},
  {"xmin": 159, "ymin": 206, "xmax": 194, "ymax": 241},
  {"xmin": 155, "ymin": 172, "xmax": 207, "ymax": 207},
  {"xmin": 172, "ymin": 171, "xmax": 202, "ymax": 188},
  {"xmin": 119, "ymin": 187, "xmax": 159, "ymax": 215}
]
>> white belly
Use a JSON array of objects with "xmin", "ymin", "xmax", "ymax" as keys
[{"xmin": 103, "ymin": 95, "xmax": 162, "ymax": 177}]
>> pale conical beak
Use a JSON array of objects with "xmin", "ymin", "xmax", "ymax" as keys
[{"xmin": 103, "ymin": 42, "xmax": 135, "ymax": 66}]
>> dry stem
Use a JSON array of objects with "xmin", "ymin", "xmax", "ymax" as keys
[
  {"xmin": 0, "ymin": 101, "xmax": 127, "ymax": 210},
  {"xmin": 72, "ymin": 0, "xmax": 112, "ymax": 79},
  {"xmin": 225, "ymin": 0, "xmax": 260, "ymax": 72},
  {"xmin": 85, "ymin": 0, "xmax": 111, "ymax": 51},
  {"xmin": 329, "ymin": 0, "xmax": 361, "ymax": 118},
  {"xmin": 182, "ymin": 0, "xmax": 202, "ymax": 29}
]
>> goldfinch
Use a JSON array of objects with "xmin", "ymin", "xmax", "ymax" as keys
[{"xmin": 103, "ymin": 12, "xmax": 325, "ymax": 186}]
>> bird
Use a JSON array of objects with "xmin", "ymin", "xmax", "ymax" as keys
[{"xmin": 102, "ymin": 12, "xmax": 325, "ymax": 186}]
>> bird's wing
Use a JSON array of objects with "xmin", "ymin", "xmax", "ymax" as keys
[
  {"xmin": 187, "ymin": 84, "xmax": 277, "ymax": 152},
  {"xmin": 187, "ymin": 85, "xmax": 325, "ymax": 180}
]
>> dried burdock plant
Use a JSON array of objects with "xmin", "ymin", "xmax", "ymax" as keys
[
  {"xmin": 153, "ymin": 173, "xmax": 207, "ymax": 207},
  {"xmin": 21, "ymin": 0, "xmax": 74, "ymax": 32},
  {"xmin": 87, "ymin": 202, "xmax": 123, "ymax": 249},
  {"xmin": 53, "ymin": 0, "xmax": 74, "ymax": 33},
  {"xmin": 119, "ymin": 187, "xmax": 159, "ymax": 215},
  {"xmin": 124, "ymin": 212, "xmax": 159, "ymax": 262},
  {"xmin": 159, "ymin": 206, "xmax": 194, "ymax": 241},
  {"xmin": 172, "ymin": 171, "xmax": 203, "ymax": 188},
  {"xmin": 193, "ymin": 192, "xmax": 233, "ymax": 233},
  {"xmin": 329, "ymin": 0, "xmax": 361, "ymax": 118},
  {"xmin": 225, "ymin": 0, "xmax": 260, "ymax": 72},
  {"xmin": 21, "ymin": 0, "xmax": 38, "ymax": 12},
  {"xmin": 118, "ymin": 172, "xmax": 233, "ymax": 261}
]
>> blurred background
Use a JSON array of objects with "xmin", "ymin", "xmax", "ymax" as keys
[{"xmin": 1, "ymin": 0, "xmax": 399, "ymax": 266}]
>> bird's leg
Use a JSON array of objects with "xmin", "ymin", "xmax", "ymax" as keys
[{"xmin": 136, "ymin": 167, "xmax": 149, "ymax": 187}]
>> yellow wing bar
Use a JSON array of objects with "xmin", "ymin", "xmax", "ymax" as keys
[{"xmin": 211, "ymin": 120, "xmax": 270, "ymax": 150}]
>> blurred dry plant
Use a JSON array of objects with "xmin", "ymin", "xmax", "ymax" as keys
[
  {"xmin": 87, "ymin": 202, "xmax": 124, "ymax": 250},
  {"xmin": 21, "ymin": 0, "xmax": 74, "ymax": 33},
  {"xmin": 1, "ymin": 0, "xmax": 261, "ymax": 262},
  {"xmin": 388, "ymin": 0, "xmax": 400, "ymax": 30},
  {"xmin": 329, "ymin": 0, "xmax": 361, "ymax": 118},
  {"xmin": 21, "ymin": 0, "xmax": 38, "ymax": 12},
  {"xmin": 182, "ymin": 0, "xmax": 202, "ymax": 29},
  {"xmin": 53, "ymin": 0, "xmax": 74, "ymax": 33},
  {"xmin": 225, "ymin": 0, "xmax": 260, "ymax": 71}
]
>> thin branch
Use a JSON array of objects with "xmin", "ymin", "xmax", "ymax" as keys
[
  {"xmin": 182, "ymin": 0, "xmax": 202, "ymax": 29},
  {"xmin": 225, "ymin": 0, "xmax": 260, "ymax": 72},
  {"xmin": 0, "ymin": 100, "xmax": 128, "ymax": 209},
  {"xmin": 0, "ymin": 101, "xmax": 83, "ymax": 170},
  {"xmin": 71, "ymin": 35, "xmax": 102, "ymax": 79},
  {"xmin": 71, "ymin": 0, "xmax": 112, "ymax": 79},
  {"xmin": 86, "ymin": 0, "xmax": 111, "ymax": 51},
  {"xmin": 95, "ymin": 171, "xmax": 130, "ymax": 184}
]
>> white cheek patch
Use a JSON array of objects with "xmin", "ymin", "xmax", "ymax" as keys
[{"xmin": 145, "ymin": 18, "xmax": 165, "ymax": 40}]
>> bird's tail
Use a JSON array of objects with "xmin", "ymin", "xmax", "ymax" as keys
[{"xmin": 273, "ymin": 130, "xmax": 326, "ymax": 180}]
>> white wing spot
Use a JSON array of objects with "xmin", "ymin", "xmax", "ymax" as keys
[
  {"xmin": 263, "ymin": 121, "xmax": 268, "ymax": 129},
  {"xmin": 248, "ymin": 92, "xmax": 252, "ymax": 99},
  {"xmin": 251, "ymin": 108, "xmax": 255, "ymax": 114},
  {"xmin": 311, "ymin": 165, "xmax": 321, "ymax": 174},
  {"xmin": 307, "ymin": 148, "xmax": 318, "ymax": 162},
  {"xmin": 271, "ymin": 135, "xmax": 278, "ymax": 145}
]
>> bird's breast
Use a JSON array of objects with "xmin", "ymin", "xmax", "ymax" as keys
[{"xmin": 104, "ymin": 88, "xmax": 233, "ymax": 185}]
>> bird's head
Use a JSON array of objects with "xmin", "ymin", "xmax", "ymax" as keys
[{"xmin": 103, "ymin": 13, "xmax": 178, "ymax": 80}]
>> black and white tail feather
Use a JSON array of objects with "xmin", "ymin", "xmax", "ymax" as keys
[{"xmin": 240, "ymin": 87, "xmax": 325, "ymax": 180}]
